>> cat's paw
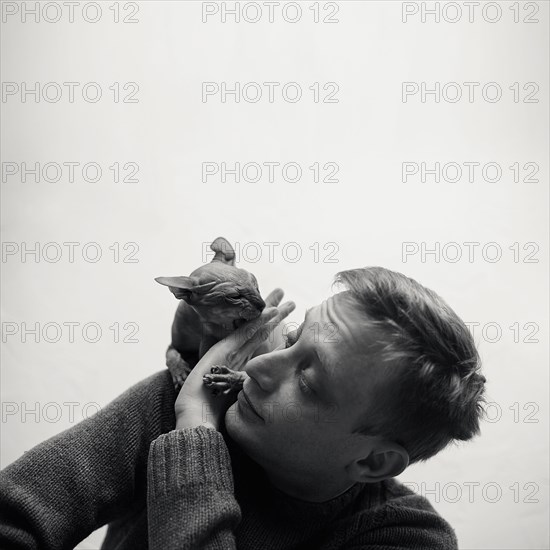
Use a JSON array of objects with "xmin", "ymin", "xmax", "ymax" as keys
[
  {"xmin": 202, "ymin": 365, "xmax": 248, "ymax": 396},
  {"xmin": 166, "ymin": 349, "xmax": 192, "ymax": 392}
]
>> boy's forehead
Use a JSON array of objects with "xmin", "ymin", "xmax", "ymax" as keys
[
  {"xmin": 334, "ymin": 294, "xmax": 391, "ymax": 368},
  {"xmin": 292, "ymin": 293, "xmax": 392, "ymax": 409},
  {"xmin": 309, "ymin": 293, "xmax": 382, "ymax": 362},
  {"xmin": 309, "ymin": 291, "xmax": 356, "ymax": 318},
  {"xmin": 297, "ymin": 293, "xmax": 371, "ymax": 350},
  {"xmin": 325, "ymin": 291, "xmax": 371, "ymax": 333}
]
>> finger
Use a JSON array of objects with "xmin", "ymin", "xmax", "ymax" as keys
[
  {"xmin": 264, "ymin": 301, "xmax": 295, "ymax": 331},
  {"xmin": 203, "ymin": 374, "xmax": 231, "ymax": 383},
  {"xmin": 264, "ymin": 288, "xmax": 284, "ymax": 308},
  {"xmin": 250, "ymin": 302, "xmax": 295, "ymax": 341},
  {"xmin": 261, "ymin": 303, "xmax": 293, "ymax": 335},
  {"xmin": 205, "ymin": 380, "xmax": 233, "ymax": 391},
  {"xmin": 229, "ymin": 307, "xmax": 279, "ymax": 345},
  {"xmin": 240, "ymin": 301, "xmax": 296, "ymax": 358}
]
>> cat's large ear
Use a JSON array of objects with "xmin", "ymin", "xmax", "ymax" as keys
[
  {"xmin": 210, "ymin": 236, "xmax": 236, "ymax": 266},
  {"xmin": 155, "ymin": 276, "xmax": 195, "ymax": 300},
  {"xmin": 155, "ymin": 276, "xmax": 217, "ymax": 302}
]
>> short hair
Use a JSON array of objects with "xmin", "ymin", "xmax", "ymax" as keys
[{"xmin": 334, "ymin": 267, "xmax": 487, "ymax": 465}]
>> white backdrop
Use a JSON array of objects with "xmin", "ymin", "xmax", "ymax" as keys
[{"xmin": 1, "ymin": 1, "xmax": 548, "ymax": 548}]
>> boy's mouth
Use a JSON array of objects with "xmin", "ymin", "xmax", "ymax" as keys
[{"xmin": 239, "ymin": 388, "xmax": 264, "ymax": 421}]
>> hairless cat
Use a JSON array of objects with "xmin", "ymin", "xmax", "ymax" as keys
[{"xmin": 155, "ymin": 236, "xmax": 264, "ymax": 394}]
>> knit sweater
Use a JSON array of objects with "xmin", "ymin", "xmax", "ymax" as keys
[{"xmin": 0, "ymin": 370, "xmax": 459, "ymax": 550}]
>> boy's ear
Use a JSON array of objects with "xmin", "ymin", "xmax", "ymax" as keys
[
  {"xmin": 155, "ymin": 276, "xmax": 195, "ymax": 300},
  {"xmin": 210, "ymin": 236, "xmax": 236, "ymax": 266}
]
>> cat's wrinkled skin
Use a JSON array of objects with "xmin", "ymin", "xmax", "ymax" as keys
[{"xmin": 155, "ymin": 237, "xmax": 264, "ymax": 392}]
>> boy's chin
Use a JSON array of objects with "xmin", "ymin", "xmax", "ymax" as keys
[
  {"xmin": 224, "ymin": 402, "xmax": 259, "ymax": 441},
  {"xmin": 224, "ymin": 403, "xmax": 240, "ymax": 434}
]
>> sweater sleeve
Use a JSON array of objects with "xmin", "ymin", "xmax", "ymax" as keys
[
  {"xmin": 0, "ymin": 370, "xmax": 176, "ymax": 550},
  {"xmin": 147, "ymin": 425, "xmax": 242, "ymax": 550}
]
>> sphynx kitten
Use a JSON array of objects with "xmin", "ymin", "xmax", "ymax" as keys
[{"xmin": 155, "ymin": 236, "xmax": 265, "ymax": 394}]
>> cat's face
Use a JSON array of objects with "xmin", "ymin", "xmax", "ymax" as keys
[
  {"xmin": 187, "ymin": 262, "xmax": 266, "ymax": 329},
  {"xmin": 155, "ymin": 236, "xmax": 266, "ymax": 333}
]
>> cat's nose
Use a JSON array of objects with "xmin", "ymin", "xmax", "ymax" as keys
[
  {"xmin": 242, "ymin": 298, "xmax": 265, "ymax": 320},
  {"xmin": 255, "ymin": 296, "xmax": 266, "ymax": 311},
  {"xmin": 250, "ymin": 299, "xmax": 265, "ymax": 317}
]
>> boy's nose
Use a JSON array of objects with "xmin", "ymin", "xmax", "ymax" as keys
[{"xmin": 245, "ymin": 351, "xmax": 285, "ymax": 391}]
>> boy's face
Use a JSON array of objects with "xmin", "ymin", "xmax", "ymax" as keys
[{"xmin": 225, "ymin": 291, "xmax": 392, "ymax": 483}]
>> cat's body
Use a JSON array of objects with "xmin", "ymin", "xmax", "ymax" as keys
[{"xmin": 156, "ymin": 237, "xmax": 265, "ymax": 390}]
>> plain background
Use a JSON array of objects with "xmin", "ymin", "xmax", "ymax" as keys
[{"xmin": 1, "ymin": 1, "xmax": 548, "ymax": 548}]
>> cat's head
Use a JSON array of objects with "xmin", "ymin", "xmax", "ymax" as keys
[{"xmin": 155, "ymin": 237, "xmax": 265, "ymax": 330}]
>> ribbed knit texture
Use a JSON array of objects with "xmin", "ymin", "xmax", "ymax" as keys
[{"xmin": 0, "ymin": 370, "xmax": 458, "ymax": 549}]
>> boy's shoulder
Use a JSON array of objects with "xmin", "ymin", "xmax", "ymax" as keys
[{"xmin": 341, "ymin": 477, "xmax": 459, "ymax": 549}]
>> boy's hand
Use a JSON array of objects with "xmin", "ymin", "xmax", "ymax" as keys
[{"xmin": 174, "ymin": 289, "xmax": 295, "ymax": 431}]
